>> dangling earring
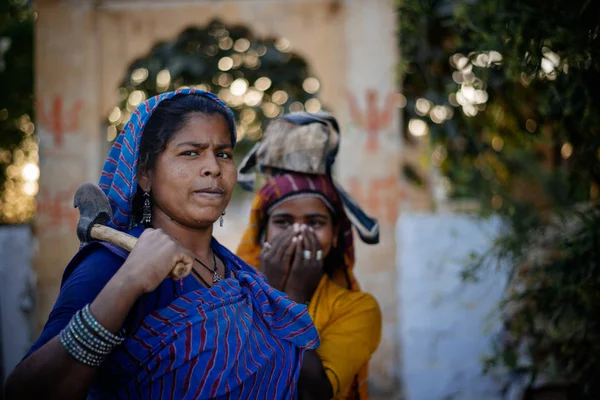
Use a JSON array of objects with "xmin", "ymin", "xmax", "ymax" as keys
[
  {"xmin": 141, "ymin": 191, "xmax": 152, "ymax": 225},
  {"xmin": 219, "ymin": 210, "xmax": 226, "ymax": 227}
]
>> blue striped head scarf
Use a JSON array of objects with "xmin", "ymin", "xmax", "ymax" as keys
[{"xmin": 98, "ymin": 88, "xmax": 236, "ymax": 230}]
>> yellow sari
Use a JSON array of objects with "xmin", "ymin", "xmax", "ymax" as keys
[
  {"xmin": 236, "ymin": 173, "xmax": 382, "ymax": 399},
  {"xmin": 307, "ymin": 275, "xmax": 381, "ymax": 399}
]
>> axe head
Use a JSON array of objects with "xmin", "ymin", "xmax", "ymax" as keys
[{"xmin": 73, "ymin": 183, "xmax": 113, "ymax": 244}]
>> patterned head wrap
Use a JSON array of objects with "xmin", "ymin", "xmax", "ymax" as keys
[
  {"xmin": 237, "ymin": 112, "xmax": 379, "ymax": 245},
  {"xmin": 236, "ymin": 172, "xmax": 359, "ymax": 291},
  {"xmin": 98, "ymin": 88, "xmax": 236, "ymax": 230}
]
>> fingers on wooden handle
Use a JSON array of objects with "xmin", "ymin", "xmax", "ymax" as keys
[{"xmin": 170, "ymin": 262, "xmax": 188, "ymax": 280}]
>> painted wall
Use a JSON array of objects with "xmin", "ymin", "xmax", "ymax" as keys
[
  {"xmin": 398, "ymin": 213, "xmax": 506, "ymax": 400},
  {"xmin": 33, "ymin": 0, "xmax": 402, "ymax": 395},
  {"xmin": 0, "ymin": 226, "xmax": 35, "ymax": 383}
]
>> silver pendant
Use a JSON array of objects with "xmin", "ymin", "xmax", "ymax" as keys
[{"xmin": 212, "ymin": 270, "xmax": 222, "ymax": 283}]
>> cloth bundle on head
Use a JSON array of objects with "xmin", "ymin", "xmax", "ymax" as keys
[
  {"xmin": 237, "ymin": 112, "xmax": 379, "ymax": 245},
  {"xmin": 236, "ymin": 172, "xmax": 359, "ymax": 291},
  {"xmin": 238, "ymin": 112, "xmax": 340, "ymax": 186}
]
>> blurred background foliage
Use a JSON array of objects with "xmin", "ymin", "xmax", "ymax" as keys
[
  {"xmin": 108, "ymin": 19, "xmax": 322, "ymax": 162},
  {"xmin": 0, "ymin": 0, "xmax": 36, "ymax": 224},
  {"xmin": 399, "ymin": 0, "xmax": 600, "ymax": 396}
]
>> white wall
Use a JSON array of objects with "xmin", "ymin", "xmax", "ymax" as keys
[
  {"xmin": 397, "ymin": 213, "xmax": 506, "ymax": 400},
  {"xmin": 0, "ymin": 225, "xmax": 36, "ymax": 384}
]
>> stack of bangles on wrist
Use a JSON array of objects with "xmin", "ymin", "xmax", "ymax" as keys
[{"xmin": 59, "ymin": 304, "xmax": 125, "ymax": 367}]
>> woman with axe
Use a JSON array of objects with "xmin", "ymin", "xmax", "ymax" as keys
[{"xmin": 6, "ymin": 89, "xmax": 318, "ymax": 399}]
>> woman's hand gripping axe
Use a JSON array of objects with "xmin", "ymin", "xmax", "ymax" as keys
[{"xmin": 73, "ymin": 182, "xmax": 188, "ymax": 279}]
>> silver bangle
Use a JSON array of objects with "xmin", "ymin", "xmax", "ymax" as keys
[
  {"xmin": 59, "ymin": 304, "xmax": 126, "ymax": 367},
  {"xmin": 69, "ymin": 316, "xmax": 112, "ymax": 355},
  {"xmin": 60, "ymin": 328, "xmax": 105, "ymax": 367},
  {"xmin": 74, "ymin": 311, "xmax": 113, "ymax": 353},
  {"xmin": 81, "ymin": 304, "xmax": 125, "ymax": 346}
]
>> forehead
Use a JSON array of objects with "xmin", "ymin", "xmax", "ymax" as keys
[
  {"xmin": 171, "ymin": 112, "xmax": 231, "ymax": 143},
  {"xmin": 269, "ymin": 195, "xmax": 331, "ymax": 217}
]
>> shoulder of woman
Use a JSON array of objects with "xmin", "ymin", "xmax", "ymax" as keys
[
  {"xmin": 336, "ymin": 289, "xmax": 380, "ymax": 315},
  {"xmin": 325, "ymin": 279, "xmax": 381, "ymax": 316},
  {"xmin": 61, "ymin": 242, "xmax": 126, "ymax": 288},
  {"xmin": 320, "ymin": 281, "xmax": 382, "ymax": 349}
]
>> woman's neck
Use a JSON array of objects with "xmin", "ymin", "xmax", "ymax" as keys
[{"xmin": 150, "ymin": 208, "xmax": 214, "ymax": 261}]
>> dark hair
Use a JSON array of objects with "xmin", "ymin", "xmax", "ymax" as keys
[
  {"xmin": 322, "ymin": 228, "xmax": 346, "ymax": 278},
  {"xmin": 133, "ymin": 93, "xmax": 236, "ymax": 223},
  {"xmin": 138, "ymin": 93, "xmax": 235, "ymax": 173}
]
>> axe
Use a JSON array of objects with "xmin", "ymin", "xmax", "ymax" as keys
[{"xmin": 73, "ymin": 182, "xmax": 188, "ymax": 279}]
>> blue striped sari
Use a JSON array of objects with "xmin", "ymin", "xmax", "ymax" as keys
[{"xmin": 86, "ymin": 235, "xmax": 318, "ymax": 399}]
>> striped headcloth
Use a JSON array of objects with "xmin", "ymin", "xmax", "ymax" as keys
[
  {"xmin": 98, "ymin": 88, "xmax": 236, "ymax": 230},
  {"xmin": 237, "ymin": 172, "xmax": 360, "ymax": 291}
]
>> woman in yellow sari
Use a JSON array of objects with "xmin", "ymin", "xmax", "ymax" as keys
[{"xmin": 236, "ymin": 113, "xmax": 382, "ymax": 399}]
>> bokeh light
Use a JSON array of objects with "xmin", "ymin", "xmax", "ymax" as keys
[
  {"xmin": 0, "ymin": 113, "xmax": 38, "ymax": 223},
  {"xmin": 106, "ymin": 21, "xmax": 322, "ymax": 147},
  {"xmin": 218, "ymin": 57, "xmax": 234, "ymax": 71},
  {"xmin": 254, "ymin": 77, "xmax": 272, "ymax": 91},
  {"xmin": 302, "ymin": 77, "xmax": 320, "ymax": 94},
  {"xmin": 408, "ymin": 118, "xmax": 428, "ymax": 136},
  {"xmin": 230, "ymin": 78, "xmax": 249, "ymax": 96},
  {"xmin": 561, "ymin": 142, "xmax": 573, "ymax": 159},
  {"xmin": 130, "ymin": 68, "xmax": 148, "ymax": 85},
  {"xmin": 448, "ymin": 51, "xmax": 501, "ymax": 117}
]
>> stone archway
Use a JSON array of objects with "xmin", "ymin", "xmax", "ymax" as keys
[{"xmin": 106, "ymin": 19, "xmax": 324, "ymax": 158}]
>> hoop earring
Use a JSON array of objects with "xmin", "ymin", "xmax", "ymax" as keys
[
  {"xmin": 219, "ymin": 210, "xmax": 226, "ymax": 227},
  {"xmin": 141, "ymin": 191, "xmax": 152, "ymax": 225}
]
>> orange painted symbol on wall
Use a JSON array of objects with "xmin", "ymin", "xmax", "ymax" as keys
[
  {"xmin": 348, "ymin": 176, "xmax": 406, "ymax": 224},
  {"xmin": 347, "ymin": 89, "xmax": 397, "ymax": 153},
  {"xmin": 36, "ymin": 97, "xmax": 84, "ymax": 148},
  {"xmin": 36, "ymin": 186, "xmax": 79, "ymax": 235}
]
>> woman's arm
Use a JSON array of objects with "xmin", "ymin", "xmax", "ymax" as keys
[
  {"xmin": 287, "ymin": 283, "xmax": 332, "ymax": 400},
  {"xmin": 298, "ymin": 350, "xmax": 334, "ymax": 400},
  {"xmin": 5, "ymin": 260, "xmax": 143, "ymax": 400},
  {"xmin": 6, "ymin": 229, "xmax": 194, "ymax": 400},
  {"xmin": 305, "ymin": 291, "xmax": 382, "ymax": 399}
]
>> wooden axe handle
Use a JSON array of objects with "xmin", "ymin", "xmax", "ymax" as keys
[{"xmin": 89, "ymin": 224, "xmax": 189, "ymax": 280}]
